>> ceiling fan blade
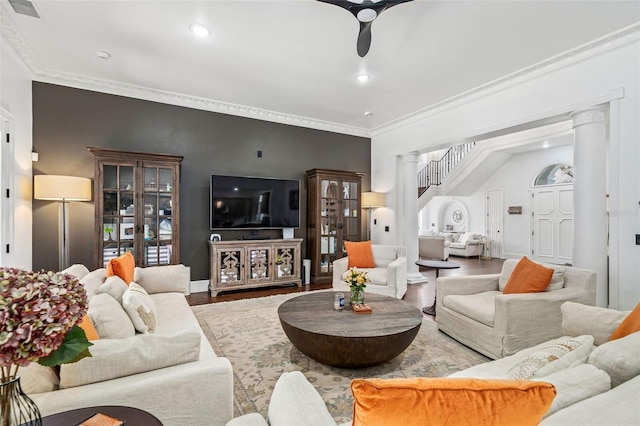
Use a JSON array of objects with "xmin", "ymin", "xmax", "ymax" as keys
[{"xmin": 357, "ymin": 22, "xmax": 372, "ymax": 57}]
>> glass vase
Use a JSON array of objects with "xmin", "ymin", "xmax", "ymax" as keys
[
  {"xmin": 350, "ymin": 286, "xmax": 365, "ymax": 305},
  {"xmin": 0, "ymin": 377, "xmax": 42, "ymax": 426}
]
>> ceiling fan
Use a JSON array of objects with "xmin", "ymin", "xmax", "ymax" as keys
[{"xmin": 317, "ymin": 0, "xmax": 414, "ymax": 57}]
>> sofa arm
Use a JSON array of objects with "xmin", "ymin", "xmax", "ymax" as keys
[
  {"xmin": 134, "ymin": 264, "xmax": 190, "ymax": 294},
  {"xmin": 32, "ymin": 357, "xmax": 234, "ymax": 426},
  {"xmin": 493, "ymin": 287, "xmax": 589, "ymax": 337},
  {"xmin": 386, "ymin": 256, "xmax": 407, "ymax": 299},
  {"xmin": 332, "ymin": 257, "xmax": 349, "ymax": 285}
]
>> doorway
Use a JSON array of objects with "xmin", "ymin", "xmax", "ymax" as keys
[{"xmin": 485, "ymin": 189, "xmax": 502, "ymax": 258}]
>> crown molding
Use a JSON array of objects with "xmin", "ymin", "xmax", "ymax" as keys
[
  {"xmin": 372, "ymin": 23, "xmax": 640, "ymax": 137},
  {"xmin": 0, "ymin": 4, "xmax": 369, "ymax": 138}
]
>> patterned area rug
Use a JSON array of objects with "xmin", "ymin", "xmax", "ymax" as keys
[{"xmin": 192, "ymin": 292, "xmax": 489, "ymax": 423}]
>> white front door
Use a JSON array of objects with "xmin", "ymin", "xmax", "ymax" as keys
[
  {"xmin": 485, "ymin": 189, "xmax": 503, "ymax": 258},
  {"xmin": 531, "ymin": 185, "xmax": 573, "ymax": 265}
]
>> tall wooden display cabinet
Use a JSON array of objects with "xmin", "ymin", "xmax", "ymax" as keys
[{"xmin": 306, "ymin": 169, "xmax": 363, "ymax": 284}]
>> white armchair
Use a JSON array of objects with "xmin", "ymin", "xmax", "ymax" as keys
[
  {"xmin": 447, "ymin": 232, "xmax": 483, "ymax": 258},
  {"xmin": 332, "ymin": 245, "xmax": 407, "ymax": 299},
  {"xmin": 419, "ymin": 235, "xmax": 450, "ymax": 261},
  {"xmin": 435, "ymin": 258, "xmax": 596, "ymax": 359}
]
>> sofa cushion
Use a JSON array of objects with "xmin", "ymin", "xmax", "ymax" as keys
[
  {"xmin": 88, "ymin": 293, "xmax": 135, "ymax": 339},
  {"xmin": 345, "ymin": 241, "xmax": 375, "ymax": 268},
  {"xmin": 458, "ymin": 232, "xmax": 475, "ymax": 244},
  {"xmin": 561, "ymin": 302, "xmax": 629, "ymax": 345},
  {"xmin": 506, "ymin": 336, "xmax": 593, "ymax": 380},
  {"xmin": 499, "ymin": 259, "xmax": 565, "ymax": 292},
  {"xmin": 449, "ymin": 242, "xmax": 466, "ymax": 249},
  {"xmin": 19, "ymin": 362, "xmax": 60, "ymax": 394},
  {"xmin": 608, "ymin": 301, "xmax": 640, "ymax": 341},
  {"xmin": 97, "ymin": 275, "xmax": 128, "ymax": 303},
  {"xmin": 122, "ymin": 282, "xmax": 157, "ymax": 333},
  {"xmin": 588, "ymin": 331, "xmax": 640, "ymax": 387},
  {"xmin": 62, "ymin": 264, "xmax": 90, "ymax": 280},
  {"xmin": 443, "ymin": 291, "xmax": 500, "ymax": 327},
  {"xmin": 351, "ymin": 377, "xmax": 556, "ymax": 426},
  {"xmin": 503, "ymin": 257, "xmax": 553, "ymax": 294},
  {"xmin": 540, "ymin": 375, "xmax": 640, "ymax": 426},
  {"xmin": 59, "ymin": 328, "xmax": 201, "ymax": 389},
  {"xmin": 450, "ymin": 335, "xmax": 593, "ymax": 380},
  {"xmin": 79, "ymin": 268, "xmax": 107, "ymax": 299},
  {"xmin": 371, "ymin": 245, "xmax": 398, "ymax": 267},
  {"xmin": 533, "ymin": 364, "xmax": 610, "ymax": 418},
  {"xmin": 134, "ymin": 264, "xmax": 189, "ymax": 294},
  {"xmin": 106, "ymin": 251, "xmax": 135, "ymax": 284}
]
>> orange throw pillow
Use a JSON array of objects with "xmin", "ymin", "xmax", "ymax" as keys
[
  {"xmin": 106, "ymin": 251, "xmax": 135, "ymax": 285},
  {"xmin": 351, "ymin": 377, "xmax": 556, "ymax": 426},
  {"xmin": 345, "ymin": 241, "xmax": 375, "ymax": 268},
  {"xmin": 503, "ymin": 256, "xmax": 554, "ymax": 294},
  {"xmin": 77, "ymin": 314, "xmax": 100, "ymax": 341},
  {"xmin": 609, "ymin": 301, "xmax": 640, "ymax": 341}
]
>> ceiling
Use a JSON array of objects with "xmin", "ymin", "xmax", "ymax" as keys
[{"xmin": 2, "ymin": 0, "xmax": 639, "ymax": 136}]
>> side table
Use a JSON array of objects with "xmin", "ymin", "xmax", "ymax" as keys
[{"xmin": 42, "ymin": 405, "xmax": 163, "ymax": 425}]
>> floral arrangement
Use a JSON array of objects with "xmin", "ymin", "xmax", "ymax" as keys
[
  {"xmin": 0, "ymin": 267, "xmax": 92, "ymax": 384},
  {"xmin": 344, "ymin": 267, "xmax": 370, "ymax": 289}
]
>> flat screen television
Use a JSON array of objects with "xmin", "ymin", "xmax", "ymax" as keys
[{"xmin": 210, "ymin": 175, "xmax": 300, "ymax": 230}]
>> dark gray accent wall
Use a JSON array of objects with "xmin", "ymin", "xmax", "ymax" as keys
[{"xmin": 32, "ymin": 82, "xmax": 371, "ymax": 280}]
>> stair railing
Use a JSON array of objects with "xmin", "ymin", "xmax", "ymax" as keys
[{"xmin": 417, "ymin": 141, "xmax": 476, "ymax": 197}]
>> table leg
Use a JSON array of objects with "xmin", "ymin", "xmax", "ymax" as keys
[{"xmin": 422, "ymin": 267, "xmax": 440, "ymax": 316}]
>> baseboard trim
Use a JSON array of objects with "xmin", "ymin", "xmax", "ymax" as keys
[{"xmin": 190, "ymin": 279, "xmax": 209, "ymax": 294}]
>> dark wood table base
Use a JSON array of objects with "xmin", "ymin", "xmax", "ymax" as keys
[
  {"xmin": 416, "ymin": 259, "xmax": 461, "ymax": 316},
  {"xmin": 278, "ymin": 292, "xmax": 422, "ymax": 368}
]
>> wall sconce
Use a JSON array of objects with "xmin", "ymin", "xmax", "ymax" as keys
[
  {"xmin": 34, "ymin": 175, "xmax": 92, "ymax": 270},
  {"xmin": 361, "ymin": 191, "xmax": 385, "ymax": 241}
]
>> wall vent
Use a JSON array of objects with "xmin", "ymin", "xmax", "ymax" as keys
[{"xmin": 8, "ymin": 0, "xmax": 40, "ymax": 18}]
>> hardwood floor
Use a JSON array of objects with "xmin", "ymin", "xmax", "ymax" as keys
[{"xmin": 186, "ymin": 256, "xmax": 505, "ymax": 313}]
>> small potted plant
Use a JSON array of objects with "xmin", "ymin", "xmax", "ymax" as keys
[{"xmin": 104, "ymin": 225, "xmax": 114, "ymax": 241}]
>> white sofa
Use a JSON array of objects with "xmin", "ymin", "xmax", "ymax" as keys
[
  {"xmin": 445, "ymin": 231, "xmax": 483, "ymax": 258},
  {"xmin": 436, "ymin": 259, "xmax": 596, "ymax": 359},
  {"xmin": 418, "ymin": 235, "xmax": 450, "ymax": 260},
  {"xmin": 332, "ymin": 244, "xmax": 407, "ymax": 299},
  {"xmin": 226, "ymin": 302, "xmax": 640, "ymax": 426},
  {"xmin": 23, "ymin": 264, "xmax": 234, "ymax": 426}
]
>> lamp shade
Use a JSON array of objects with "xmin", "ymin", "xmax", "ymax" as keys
[
  {"xmin": 361, "ymin": 192, "xmax": 385, "ymax": 208},
  {"xmin": 34, "ymin": 175, "xmax": 92, "ymax": 201}
]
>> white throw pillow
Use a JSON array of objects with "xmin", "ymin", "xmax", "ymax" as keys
[
  {"xmin": 506, "ymin": 335, "xmax": 594, "ymax": 380},
  {"xmin": 588, "ymin": 331, "xmax": 640, "ymax": 387},
  {"xmin": 88, "ymin": 293, "xmax": 136, "ymax": 339},
  {"xmin": 59, "ymin": 328, "xmax": 201, "ymax": 388},
  {"xmin": 122, "ymin": 282, "xmax": 158, "ymax": 333},
  {"xmin": 534, "ymin": 364, "xmax": 611, "ymax": 417},
  {"xmin": 458, "ymin": 232, "xmax": 474, "ymax": 244},
  {"xmin": 79, "ymin": 268, "xmax": 108, "ymax": 299},
  {"xmin": 97, "ymin": 275, "xmax": 128, "ymax": 303}
]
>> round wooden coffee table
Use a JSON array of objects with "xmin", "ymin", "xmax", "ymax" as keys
[
  {"xmin": 42, "ymin": 405, "xmax": 162, "ymax": 425},
  {"xmin": 278, "ymin": 292, "xmax": 422, "ymax": 368}
]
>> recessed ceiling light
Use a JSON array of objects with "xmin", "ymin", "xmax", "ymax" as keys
[
  {"xmin": 96, "ymin": 50, "xmax": 111, "ymax": 59},
  {"xmin": 364, "ymin": 111, "xmax": 373, "ymax": 117},
  {"xmin": 356, "ymin": 74, "xmax": 370, "ymax": 82},
  {"xmin": 542, "ymin": 141, "xmax": 550, "ymax": 148},
  {"xmin": 190, "ymin": 23, "xmax": 210, "ymax": 38}
]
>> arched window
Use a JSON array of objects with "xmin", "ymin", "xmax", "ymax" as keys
[{"xmin": 534, "ymin": 163, "xmax": 574, "ymax": 186}]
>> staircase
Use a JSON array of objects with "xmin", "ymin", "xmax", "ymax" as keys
[{"xmin": 417, "ymin": 141, "xmax": 476, "ymax": 197}]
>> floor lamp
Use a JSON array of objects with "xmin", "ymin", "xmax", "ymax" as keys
[
  {"xmin": 34, "ymin": 175, "xmax": 92, "ymax": 270},
  {"xmin": 361, "ymin": 192, "xmax": 385, "ymax": 241}
]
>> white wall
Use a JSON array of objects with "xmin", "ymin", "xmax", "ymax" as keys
[
  {"xmin": 371, "ymin": 36, "xmax": 640, "ymax": 310},
  {"xmin": 1, "ymin": 40, "xmax": 34, "ymax": 269}
]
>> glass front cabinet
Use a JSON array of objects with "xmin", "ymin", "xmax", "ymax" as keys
[
  {"xmin": 89, "ymin": 148, "xmax": 183, "ymax": 268},
  {"xmin": 306, "ymin": 169, "xmax": 363, "ymax": 284}
]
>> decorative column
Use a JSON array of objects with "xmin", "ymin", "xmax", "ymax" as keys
[
  {"xmin": 403, "ymin": 152, "xmax": 428, "ymax": 283},
  {"xmin": 571, "ymin": 107, "xmax": 608, "ymax": 307}
]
